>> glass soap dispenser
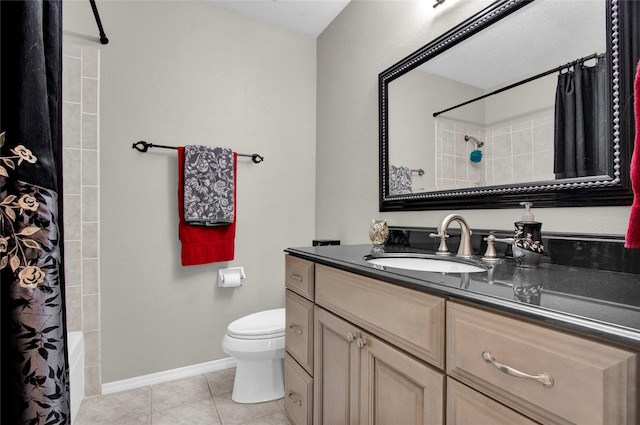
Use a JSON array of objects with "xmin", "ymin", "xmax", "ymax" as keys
[{"xmin": 512, "ymin": 202, "xmax": 544, "ymax": 268}]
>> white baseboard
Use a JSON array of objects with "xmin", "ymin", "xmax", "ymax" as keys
[{"xmin": 101, "ymin": 357, "xmax": 237, "ymax": 395}]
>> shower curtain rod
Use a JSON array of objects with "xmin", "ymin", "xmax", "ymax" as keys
[
  {"xmin": 89, "ymin": 0, "xmax": 109, "ymax": 44},
  {"xmin": 131, "ymin": 140, "xmax": 265, "ymax": 164},
  {"xmin": 432, "ymin": 52, "xmax": 603, "ymax": 118}
]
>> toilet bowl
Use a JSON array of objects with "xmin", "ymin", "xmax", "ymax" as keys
[{"xmin": 222, "ymin": 308, "xmax": 285, "ymax": 403}]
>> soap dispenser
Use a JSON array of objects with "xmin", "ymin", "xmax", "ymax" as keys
[{"xmin": 512, "ymin": 202, "xmax": 544, "ymax": 268}]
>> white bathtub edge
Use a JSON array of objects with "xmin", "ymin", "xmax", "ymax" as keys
[
  {"xmin": 67, "ymin": 331, "xmax": 84, "ymax": 421},
  {"xmin": 101, "ymin": 357, "xmax": 238, "ymax": 395}
]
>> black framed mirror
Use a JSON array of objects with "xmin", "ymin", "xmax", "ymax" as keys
[{"xmin": 379, "ymin": 0, "xmax": 639, "ymax": 211}]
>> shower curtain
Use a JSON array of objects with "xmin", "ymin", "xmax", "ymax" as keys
[
  {"xmin": 554, "ymin": 56, "xmax": 609, "ymax": 179},
  {"xmin": 1, "ymin": 0, "xmax": 70, "ymax": 424}
]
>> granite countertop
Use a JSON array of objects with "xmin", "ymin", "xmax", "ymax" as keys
[{"xmin": 285, "ymin": 243, "xmax": 640, "ymax": 349}]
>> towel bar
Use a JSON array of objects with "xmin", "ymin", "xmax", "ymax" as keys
[{"xmin": 132, "ymin": 140, "xmax": 264, "ymax": 163}]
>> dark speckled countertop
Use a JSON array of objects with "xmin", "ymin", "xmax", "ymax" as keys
[{"xmin": 285, "ymin": 242, "xmax": 640, "ymax": 350}]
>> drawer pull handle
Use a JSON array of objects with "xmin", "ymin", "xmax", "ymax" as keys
[
  {"xmin": 482, "ymin": 351, "xmax": 554, "ymax": 388},
  {"xmin": 288, "ymin": 324, "xmax": 303, "ymax": 335},
  {"xmin": 288, "ymin": 273, "xmax": 303, "ymax": 282},
  {"xmin": 288, "ymin": 391, "xmax": 302, "ymax": 406}
]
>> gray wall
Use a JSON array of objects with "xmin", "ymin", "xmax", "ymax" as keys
[
  {"xmin": 64, "ymin": 0, "xmax": 316, "ymax": 383},
  {"xmin": 315, "ymin": 0, "xmax": 631, "ymax": 243}
]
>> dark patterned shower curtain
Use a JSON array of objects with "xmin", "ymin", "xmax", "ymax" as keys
[
  {"xmin": 554, "ymin": 56, "xmax": 609, "ymax": 179},
  {"xmin": 1, "ymin": 0, "xmax": 70, "ymax": 424}
]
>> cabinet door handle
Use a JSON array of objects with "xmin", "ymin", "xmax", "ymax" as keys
[
  {"xmin": 482, "ymin": 351, "xmax": 554, "ymax": 388},
  {"xmin": 356, "ymin": 337, "xmax": 367, "ymax": 349},
  {"xmin": 288, "ymin": 273, "xmax": 303, "ymax": 282},
  {"xmin": 288, "ymin": 324, "xmax": 303, "ymax": 335},
  {"xmin": 346, "ymin": 332, "xmax": 355, "ymax": 343},
  {"xmin": 287, "ymin": 391, "xmax": 302, "ymax": 406}
]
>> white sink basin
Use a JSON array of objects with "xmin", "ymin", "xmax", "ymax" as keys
[{"xmin": 364, "ymin": 253, "xmax": 488, "ymax": 273}]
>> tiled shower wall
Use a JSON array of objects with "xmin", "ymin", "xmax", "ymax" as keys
[
  {"xmin": 435, "ymin": 112, "xmax": 555, "ymax": 190},
  {"xmin": 62, "ymin": 42, "xmax": 101, "ymax": 397}
]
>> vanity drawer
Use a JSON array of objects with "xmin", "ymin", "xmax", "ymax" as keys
[
  {"xmin": 285, "ymin": 255, "xmax": 315, "ymax": 301},
  {"xmin": 447, "ymin": 378, "xmax": 538, "ymax": 425},
  {"xmin": 285, "ymin": 353, "xmax": 313, "ymax": 425},
  {"xmin": 447, "ymin": 301, "xmax": 638, "ymax": 425},
  {"xmin": 315, "ymin": 264, "xmax": 445, "ymax": 369},
  {"xmin": 285, "ymin": 289, "xmax": 314, "ymax": 374}
]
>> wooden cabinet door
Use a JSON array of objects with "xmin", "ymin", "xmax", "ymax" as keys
[
  {"xmin": 360, "ymin": 332, "xmax": 444, "ymax": 425},
  {"xmin": 314, "ymin": 306, "xmax": 361, "ymax": 425},
  {"xmin": 446, "ymin": 378, "xmax": 539, "ymax": 425}
]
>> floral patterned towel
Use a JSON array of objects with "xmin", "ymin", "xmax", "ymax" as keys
[
  {"xmin": 389, "ymin": 165, "xmax": 412, "ymax": 195},
  {"xmin": 183, "ymin": 145, "xmax": 234, "ymax": 226}
]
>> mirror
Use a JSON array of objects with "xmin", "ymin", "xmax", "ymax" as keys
[{"xmin": 379, "ymin": 0, "xmax": 639, "ymax": 211}]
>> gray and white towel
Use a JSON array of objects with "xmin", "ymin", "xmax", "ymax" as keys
[
  {"xmin": 389, "ymin": 165, "xmax": 412, "ymax": 195},
  {"xmin": 183, "ymin": 145, "xmax": 234, "ymax": 226}
]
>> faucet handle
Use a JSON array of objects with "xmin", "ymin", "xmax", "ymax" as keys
[
  {"xmin": 482, "ymin": 234, "xmax": 514, "ymax": 261},
  {"xmin": 429, "ymin": 232, "xmax": 451, "ymax": 256}
]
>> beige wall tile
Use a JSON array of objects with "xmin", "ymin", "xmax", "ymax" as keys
[
  {"xmin": 84, "ymin": 330, "xmax": 101, "ymax": 367},
  {"xmin": 84, "ymin": 365, "xmax": 102, "ymax": 397},
  {"xmin": 63, "ymin": 102, "xmax": 81, "ymax": 149},
  {"xmin": 63, "ymin": 148, "xmax": 82, "ymax": 195},
  {"xmin": 82, "ymin": 150, "xmax": 98, "ymax": 186},
  {"xmin": 63, "ymin": 194, "xmax": 82, "ymax": 241},
  {"xmin": 65, "ymin": 285, "xmax": 82, "ymax": 332},
  {"xmin": 82, "ymin": 186, "xmax": 99, "ymax": 222},
  {"xmin": 64, "ymin": 239, "xmax": 81, "ymax": 286},
  {"xmin": 82, "ymin": 222, "xmax": 99, "ymax": 258},
  {"xmin": 83, "ymin": 258, "xmax": 100, "ymax": 295},
  {"xmin": 63, "ymin": 56, "xmax": 81, "ymax": 103},
  {"xmin": 82, "ymin": 77, "xmax": 98, "ymax": 114},
  {"xmin": 82, "ymin": 113, "xmax": 98, "ymax": 150},
  {"xmin": 83, "ymin": 294, "xmax": 100, "ymax": 331},
  {"xmin": 82, "ymin": 48, "xmax": 99, "ymax": 79}
]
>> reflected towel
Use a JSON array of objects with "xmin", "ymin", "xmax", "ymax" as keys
[
  {"xmin": 625, "ymin": 60, "xmax": 640, "ymax": 249},
  {"xmin": 389, "ymin": 165, "xmax": 412, "ymax": 195},
  {"xmin": 183, "ymin": 145, "xmax": 234, "ymax": 226},
  {"xmin": 178, "ymin": 147, "xmax": 236, "ymax": 265}
]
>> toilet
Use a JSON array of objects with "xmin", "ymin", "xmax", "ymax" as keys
[{"xmin": 222, "ymin": 308, "xmax": 285, "ymax": 403}]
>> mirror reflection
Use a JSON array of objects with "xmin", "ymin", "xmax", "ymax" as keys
[{"xmin": 388, "ymin": 0, "xmax": 607, "ymax": 195}]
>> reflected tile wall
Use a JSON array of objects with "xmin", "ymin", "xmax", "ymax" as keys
[
  {"xmin": 436, "ymin": 110, "xmax": 555, "ymax": 189},
  {"xmin": 63, "ymin": 41, "xmax": 101, "ymax": 397}
]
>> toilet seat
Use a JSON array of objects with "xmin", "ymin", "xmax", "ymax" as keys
[{"xmin": 226, "ymin": 308, "xmax": 285, "ymax": 340}]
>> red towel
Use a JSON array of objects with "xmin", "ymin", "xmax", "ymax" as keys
[
  {"xmin": 625, "ymin": 60, "xmax": 640, "ymax": 249},
  {"xmin": 178, "ymin": 147, "xmax": 237, "ymax": 265}
]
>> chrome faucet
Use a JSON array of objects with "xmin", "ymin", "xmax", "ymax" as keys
[{"xmin": 435, "ymin": 214, "xmax": 473, "ymax": 258}]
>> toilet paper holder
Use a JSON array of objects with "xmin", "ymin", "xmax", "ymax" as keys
[{"xmin": 218, "ymin": 267, "xmax": 246, "ymax": 287}]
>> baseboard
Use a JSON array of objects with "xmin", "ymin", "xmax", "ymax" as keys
[{"xmin": 101, "ymin": 357, "xmax": 237, "ymax": 395}]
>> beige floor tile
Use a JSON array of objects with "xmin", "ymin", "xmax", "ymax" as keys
[
  {"xmin": 152, "ymin": 375, "xmax": 212, "ymax": 412},
  {"xmin": 152, "ymin": 398, "xmax": 221, "ymax": 425},
  {"xmin": 205, "ymin": 367, "xmax": 236, "ymax": 396},
  {"xmin": 79, "ymin": 387, "xmax": 150, "ymax": 424},
  {"xmin": 242, "ymin": 412, "xmax": 291, "ymax": 425},
  {"xmin": 214, "ymin": 393, "xmax": 282, "ymax": 425}
]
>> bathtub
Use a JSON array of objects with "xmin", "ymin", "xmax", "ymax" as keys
[{"xmin": 67, "ymin": 331, "xmax": 84, "ymax": 420}]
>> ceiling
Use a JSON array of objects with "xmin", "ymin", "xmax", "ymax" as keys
[
  {"xmin": 210, "ymin": 0, "xmax": 351, "ymax": 37},
  {"xmin": 418, "ymin": 0, "xmax": 606, "ymax": 90}
]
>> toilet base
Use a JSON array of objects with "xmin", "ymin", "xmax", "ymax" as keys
[{"xmin": 232, "ymin": 357, "xmax": 284, "ymax": 404}]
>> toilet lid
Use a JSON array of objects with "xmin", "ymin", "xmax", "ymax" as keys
[{"xmin": 227, "ymin": 308, "xmax": 285, "ymax": 340}]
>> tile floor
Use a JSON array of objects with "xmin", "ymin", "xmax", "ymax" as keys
[{"xmin": 73, "ymin": 368, "xmax": 291, "ymax": 425}]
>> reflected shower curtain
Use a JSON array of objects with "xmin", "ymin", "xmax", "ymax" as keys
[
  {"xmin": 1, "ymin": 0, "xmax": 70, "ymax": 424},
  {"xmin": 554, "ymin": 57, "xmax": 609, "ymax": 179}
]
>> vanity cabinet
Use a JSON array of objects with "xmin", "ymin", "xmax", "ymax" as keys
[
  {"xmin": 284, "ymin": 255, "xmax": 639, "ymax": 425},
  {"xmin": 284, "ymin": 255, "xmax": 315, "ymax": 425},
  {"xmin": 314, "ymin": 306, "xmax": 444, "ymax": 425},
  {"xmin": 447, "ymin": 301, "xmax": 638, "ymax": 425}
]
